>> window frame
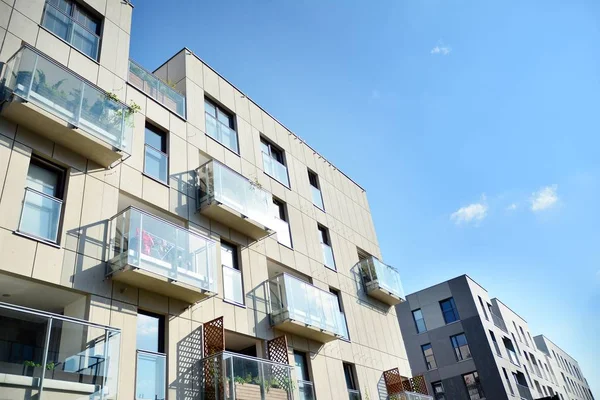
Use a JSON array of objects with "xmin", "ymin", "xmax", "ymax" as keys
[
  {"xmin": 462, "ymin": 371, "xmax": 485, "ymax": 400},
  {"xmin": 421, "ymin": 343, "xmax": 437, "ymax": 370},
  {"xmin": 412, "ymin": 309, "xmax": 427, "ymax": 334},
  {"xmin": 432, "ymin": 381, "xmax": 445, "ymax": 400},
  {"xmin": 439, "ymin": 297, "xmax": 460, "ymax": 324},
  {"xmin": 143, "ymin": 122, "xmax": 169, "ymax": 185},
  {"xmin": 135, "ymin": 310, "xmax": 166, "ymax": 400},
  {"xmin": 343, "ymin": 362, "xmax": 358, "ymax": 391},
  {"xmin": 260, "ymin": 136, "xmax": 290, "ymax": 187},
  {"xmin": 41, "ymin": 0, "xmax": 103, "ymax": 61},
  {"xmin": 204, "ymin": 97, "xmax": 239, "ymax": 154},
  {"xmin": 450, "ymin": 333, "xmax": 472, "ymax": 362},
  {"xmin": 221, "ymin": 240, "xmax": 245, "ymax": 306},
  {"xmin": 17, "ymin": 155, "xmax": 67, "ymax": 245}
]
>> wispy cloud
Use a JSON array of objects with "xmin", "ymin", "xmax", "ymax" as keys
[
  {"xmin": 451, "ymin": 195, "xmax": 488, "ymax": 225},
  {"xmin": 431, "ymin": 43, "xmax": 452, "ymax": 55},
  {"xmin": 507, "ymin": 203, "xmax": 518, "ymax": 211},
  {"xmin": 530, "ymin": 185, "xmax": 559, "ymax": 212}
]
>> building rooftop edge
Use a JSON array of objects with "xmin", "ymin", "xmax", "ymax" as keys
[
  {"xmin": 534, "ymin": 334, "xmax": 581, "ymax": 364},
  {"xmin": 152, "ymin": 47, "xmax": 367, "ymax": 193},
  {"xmin": 490, "ymin": 297, "xmax": 528, "ymax": 324},
  {"xmin": 404, "ymin": 274, "xmax": 488, "ymax": 298}
]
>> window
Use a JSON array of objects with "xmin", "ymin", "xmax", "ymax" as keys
[
  {"xmin": 221, "ymin": 241, "xmax": 243, "ymax": 305},
  {"xmin": 527, "ymin": 332, "xmax": 533, "ymax": 346},
  {"xmin": 432, "ymin": 382, "xmax": 445, "ymax": 400},
  {"xmin": 294, "ymin": 351, "xmax": 310, "ymax": 382},
  {"xmin": 511, "ymin": 333, "xmax": 521, "ymax": 354},
  {"xmin": 503, "ymin": 368, "xmax": 515, "ymax": 396},
  {"xmin": 144, "ymin": 123, "xmax": 168, "ymax": 184},
  {"xmin": 18, "ymin": 156, "xmax": 65, "ymax": 243},
  {"xmin": 519, "ymin": 326, "xmax": 529, "ymax": 346},
  {"xmin": 534, "ymin": 380, "xmax": 542, "ymax": 394},
  {"xmin": 503, "ymin": 337, "xmax": 520, "ymax": 365},
  {"xmin": 136, "ymin": 311, "xmax": 166, "ymax": 400},
  {"xmin": 330, "ymin": 288, "xmax": 348, "ymax": 340},
  {"xmin": 478, "ymin": 296, "xmax": 488, "ymax": 320},
  {"xmin": 451, "ymin": 333, "xmax": 471, "ymax": 361},
  {"xmin": 204, "ymin": 98, "xmax": 238, "ymax": 153},
  {"xmin": 421, "ymin": 343, "xmax": 437, "ymax": 370},
  {"xmin": 439, "ymin": 298, "xmax": 459, "ymax": 324},
  {"xmin": 260, "ymin": 138, "xmax": 289, "ymax": 187},
  {"xmin": 42, "ymin": 0, "xmax": 101, "ymax": 60},
  {"xmin": 489, "ymin": 330, "xmax": 502, "ymax": 356},
  {"xmin": 272, "ymin": 198, "xmax": 292, "ymax": 247},
  {"xmin": 412, "ymin": 309, "xmax": 427, "ymax": 333},
  {"xmin": 463, "ymin": 372, "xmax": 485, "ymax": 400},
  {"xmin": 343, "ymin": 363, "xmax": 358, "ymax": 392},
  {"xmin": 513, "ymin": 322, "xmax": 522, "ymax": 342},
  {"xmin": 308, "ymin": 169, "xmax": 324, "ymax": 210},
  {"xmin": 318, "ymin": 225, "xmax": 336, "ymax": 270}
]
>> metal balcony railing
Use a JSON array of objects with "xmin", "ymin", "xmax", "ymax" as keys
[
  {"xmin": 490, "ymin": 311, "xmax": 508, "ymax": 333},
  {"xmin": 358, "ymin": 256, "xmax": 405, "ymax": 302}
]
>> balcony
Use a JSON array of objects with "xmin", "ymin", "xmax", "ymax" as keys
[
  {"xmin": 0, "ymin": 301, "xmax": 120, "ymax": 399},
  {"xmin": 358, "ymin": 256, "xmax": 405, "ymax": 306},
  {"xmin": 196, "ymin": 160, "xmax": 275, "ymax": 240},
  {"xmin": 1, "ymin": 45, "xmax": 133, "ymax": 167},
  {"xmin": 199, "ymin": 351, "xmax": 294, "ymax": 400},
  {"xmin": 516, "ymin": 383, "xmax": 533, "ymax": 400},
  {"xmin": 490, "ymin": 311, "xmax": 508, "ymax": 333},
  {"xmin": 128, "ymin": 59, "xmax": 186, "ymax": 118},
  {"xmin": 106, "ymin": 206, "xmax": 218, "ymax": 303},
  {"xmin": 268, "ymin": 273, "xmax": 348, "ymax": 343}
]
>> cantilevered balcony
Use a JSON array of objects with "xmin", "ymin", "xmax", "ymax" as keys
[
  {"xmin": 199, "ymin": 351, "xmax": 295, "ymax": 400},
  {"xmin": 196, "ymin": 160, "xmax": 275, "ymax": 240},
  {"xmin": 1, "ymin": 45, "xmax": 133, "ymax": 167},
  {"xmin": 358, "ymin": 256, "xmax": 405, "ymax": 306},
  {"xmin": 268, "ymin": 273, "xmax": 348, "ymax": 343},
  {"xmin": 128, "ymin": 59, "xmax": 186, "ymax": 118},
  {"xmin": 106, "ymin": 207, "xmax": 217, "ymax": 303}
]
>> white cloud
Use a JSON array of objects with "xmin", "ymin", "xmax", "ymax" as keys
[
  {"xmin": 451, "ymin": 196, "xmax": 488, "ymax": 225},
  {"xmin": 507, "ymin": 203, "xmax": 518, "ymax": 211},
  {"xmin": 530, "ymin": 185, "xmax": 559, "ymax": 211},
  {"xmin": 431, "ymin": 45, "xmax": 452, "ymax": 55}
]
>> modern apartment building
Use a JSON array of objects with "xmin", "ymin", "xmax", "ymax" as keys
[
  {"xmin": 396, "ymin": 275, "xmax": 595, "ymax": 400},
  {"xmin": 0, "ymin": 1, "xmax": 425, "ymax": 400}
]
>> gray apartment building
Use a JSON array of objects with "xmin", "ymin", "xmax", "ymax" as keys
[{"xmin": 396, "ymin": 275, "xmax": 595, "ymax": 400}]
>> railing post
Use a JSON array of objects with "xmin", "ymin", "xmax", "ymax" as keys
[
  {"xmin": 27, "ymin": 52, "xmax": 39, "ymax": 100},
  {"xmin": 101, "ymin": 330, "xmax": 110, "ymax": 400},
  {"xmin": 38, "ymin": 316, "xmax": 53, "ymax": 399},
  {"xmin": 76, "ymin": 81, "xmax": 85, "ymax": 127}
]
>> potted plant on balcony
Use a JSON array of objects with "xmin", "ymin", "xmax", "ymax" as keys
[
  {"xmin": 265, "ymin": 377, "xmax": 293, "ymax": 400},
  {"xmin": 225, "ymin": 373, "xmax": 262, "ymax": 400}
]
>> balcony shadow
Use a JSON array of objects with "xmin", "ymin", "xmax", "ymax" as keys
[
  {"xmin": 69, "ymin": 219, "xmax": 112, "ymax": 295},
  {"xmin": 170, "ymin": 324, "xmax": 203, "ymax": 400},
  {"xmin": 377, "ymin": 374, "xmax": 388, "ymax": 400},
  {"xmin": 349, "ymin": 264, "xmax": 393, "ymax": 316}
]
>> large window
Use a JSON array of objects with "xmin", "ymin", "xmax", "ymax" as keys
[
  {"xmin": 440, "ymin": 297, "xmax": 459, "ymax": 324},
  {"xmin": 432, "ymin": 381, "xmax": 445, "ymax": 400},
  {"xmin": 463, "ymin": 371, "xmax": 485, "ymax": 400},
  {"xmin": 136, "ymin": 311, "xmax": 166, "ymax": 400},
  {"xmin": 18, "ymin": 156, "xmax": 65, "ymax": 243},
  {"xmin": 451, "ymin": 333, "xmax": 471, "ymax": 361},
  {"xmin": 42, "ymin": 0, "xmax": 101, "ymax": 60},
  {"xmin": 421, "ymin": 343, "xmax": 437, "ymax": 370},
  {"xmin": 204, "ymin": 98, "xmax": 238, "ymax": 153},
  {"xmin": 318, "ymin": 225, "xmax": 336, "ymax": 271},
  {"xmin": 260, "ymin": 138, "xmax": 289, "ymax": 187},
  {"xmin": 412, "ymin": 309, "xmax": 427, "ymax": 333},
  {"xmin": 222, "ymin": 241, "xmax": 243, "ymax": 305},
  {"xmin": 144, "ymin": 123, "xmax": 168, "ymax": 184}
]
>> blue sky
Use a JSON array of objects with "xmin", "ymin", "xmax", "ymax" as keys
[{"xmin": 130, "ymin": 0, "xmax": 600, "ymax": 393}]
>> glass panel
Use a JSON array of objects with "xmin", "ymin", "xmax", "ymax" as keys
[
  {"xmin": 27, "ymin": 162, "xmax": 60, "ymax": 196},
  {"xmin": 197, "ymin": 160, "xmax": 274, "ymax": 230},
  {"xmin": 106, "ymin": 208, "xmax": 218, "ymax": 293},
  {"xmin": 359, "ymin": 256, "xmax": 404, "ymax": 299},
  {"xmin": 71, "ymin": 22, "xmax": 99, "ymax": 59},
  {"xmin": 3, "ymin": 46, "xmax": 133, "ymax": 154},
  {"xmin": 42, "ymin": 4, "xmax": 71, "ymax": 41},
  {"xmin": 311, "ymin": 186, "xmax": 324, "ymax": 209},
  {"xmin": 204, "ymin": 100, "xmax": 216, "ymax": 117},
  {"xmin": 205, "ymin": 112, "xmax": 238, "ymax": 153},
  {"xmin": 136, "ymin": 314, "xmax": 160, "ymax": 353},
  {"xmin": 321, "ymin": 243, "xmax": 336, "ymax": 271},
  {"xmin": 348, "ymin": 389, "xmax": 361, "ymax": 400},
  {"xmin": 262, "ymin": 153, "xmax": 290, "ymax": 186},
  {"xmin": 18, "ymin": 188, "xmax": 62, "ymax": 242},
  {"xmin": 223, "ymin": 265, "xmax": 243, "ymax": 305},
  {"xmin": 270, "ymin": 274, "xmax": 347, "ymax": 337},
  {"xmin": 128, "ymin": 60, "xmax": 186, "ymax": 117},
  {"xmin": 298, "ymin": 380, "xmax": 316, "ymax": 400},
  {"xmin": 273, "ymin": 217, "xmax": 292, "ymax": 247},
  {"xmin": 136, "ymin": 351, "xmax": 166, "ymax": 400},
  {"xmin": 144, "ymin": 144, "xmax": 168, "ymax": 183}
]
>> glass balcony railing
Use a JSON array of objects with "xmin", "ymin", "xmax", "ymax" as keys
[
  {"xmin": 262, "ymin": 153, "xmax": 290, "ymax": 187},
  {"xmin": 311, "ymin": 186, "xmax": 324, "ymax": 210},
  {"xmin": 223, "ymin": 265, "xmax": 244, "ymax": 305},
  {"xmin": 17, "ymin": 188, "xmax": 62, "ymax": 243},
  {"xmin": 199, "ymin": 351, "xmax": 295, "ymax": 400},
  {"xmin": 269, "ymin": 273, "xmax": 348, "ymax": 340},
  {"xmin": 107, "ymin": 207, "xmax": 218, "ymax": 295},
  {"xmin": 348, "ymin": 389, "xmax": 361, "ymax": 400},
  {"xmin": 136, "ymin": 350, "xmax": 166, "ymax": 400},
  {"xmin": 358, "ymin": 256, "xmax": 405, "ymax": 303},
  {"xmin": 205, "ymin": 112, "xmax": 239, "ymax": 153},
  {"xmin": 298, "ymin": 380, "xmax": 316, "ymax": 400},
  {"xmin": 42, "ymin": 2, "xmax": 100, "ymax": 60},
  {"xmin": 196, "ymin": 160, "xmax": 275, "ymax": 233},
  {"xmin": 490, "ymin": 311, "xmax": 508, "ymax": 333},
  {"xmin": 2, "ymin": 45, "xmax": 133, "ymax": 155},
  {"xmin": 0, "ymin": 301, "xmax": 120, "ymax": 398},
  {"xmin": 128, "ymin": 59, "xmax": 186, "ymax": 118},
  {"xmin": 144, "ymin": 144, "xmax": 168, "ymax": 184},
  {"xmin": 321, "ymin": 243, "xmax": 336, "ymax": 271}
]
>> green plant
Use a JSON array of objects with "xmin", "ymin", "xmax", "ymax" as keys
[
  {"xmin": 23, "ymin": 361, "xmax": 41, "ymax": 367},
  {"xmin": 45, "ymin": 362, "xmax": 56, "ymax": 370}
]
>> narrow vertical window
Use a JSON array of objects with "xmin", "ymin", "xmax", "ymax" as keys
[
  {"xmin": 343, "ymin": 362, "xmax": 359, "ymax": 398},
  {"xmin": 308, "ymin": 169, "xmax": 324, "ymax": 210},
  {"xmin": 503, "ymin": 368, "xmax": 515, "ymax": 396},
  {"xmin": 318, "ymin": 224, "xmax": 336, "ymax": 271},
  {"xmin": 136, "ymin": 311, "xmax": 166, "ymax": 400},
  {"xmin": 432, "ymin": 382, "xmax": 446, "ymax": 400},
  {"xmin": 144, "ymin": 123, "xmax": 168, "ymax": 184},
  {"xmin": 260, "ymin": 138, "xmax": 289, "ymax": 187},
  {"xmin": 463, "ymin": 371, "xmax": 485, "ymax": 400},
  {"xmin": 439, "ymin": 297, "xmax": 459, "ymax": 323},
  {"xmin": 272, "ymin": 198, "xmax": 292, "ymax": 247},
  {"xmin": 450, "ymin": 333, "xmax": 471, "ymax": 361},
  {"xmin": 421, "ymin": 343, "xmax": 437, "ymax": 370},
  {"xmin": 330, "ymin": 288, "xmax": 348, "ymax": 340},
  {"xmin": 221, "ymin": 241, "xmax": 243, "ymax": 305},
  {"xmin": 204, "ymin": 98, "xmax": 238, "ymax": 153},
  {"xmin": 18, "ymin": 156, "xmax": 65, "ymax": 243},
  {"xmin": 478, "ymin": 296, "xmax": 488, "ymax": 320},
  {"xmin": 412, "ymin": 309, "xmax": 427, "ymax": 333}
]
